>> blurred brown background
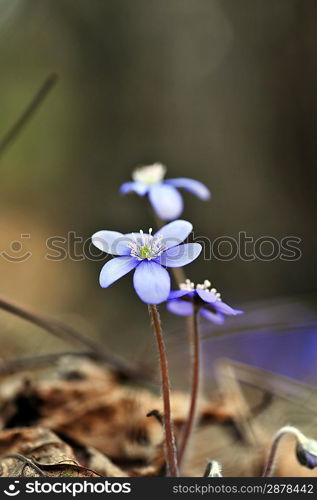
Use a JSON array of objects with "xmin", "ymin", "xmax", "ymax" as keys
[{"xmin": 0, "ymin": 0, "xmax": 316, "ymax": 362}]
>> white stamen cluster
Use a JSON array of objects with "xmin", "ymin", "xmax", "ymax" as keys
[
  {"xmin": 179, "ymin": 279, "xmax": 195, "ymax": 291},
  {"xmin": 179, "ymin": 279, "xmax": 222, "ymax": 300},
  {"xmin": 132, "ymin": 163, "xmax": 167, "ymax": 185},
  {"xmin": 128, "ymin": 228, "xmax": 167, "ymax": 261}
]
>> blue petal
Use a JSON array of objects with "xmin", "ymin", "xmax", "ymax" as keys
[
  {"xmin": 99, "ymin": 256, "xmax": 138, "ymax": 288},
  {"xmin": 214, "ymin": 301, "xmax": 244, "ymax": 316},
  {"xmin": 120, "ymin": 181, "xmax": 149, "ymax": 196},
  {"xmin": 168, "ymin": 289, "xmax": 193, "ymax": 300},
  {"xmin": 165, "ymin": 178, "xmax": 211, "ymax": 200},
  {"xmin": 155, "ymin": 220, "xmax": 193, "ymax": 249},
  {"xmin": 196, "ymin": 288, "xmax": 219, "ymax": 304},
  {"xmin": 167, "ymin": 299, "xmax": 193, "ymax": 316},
  {"xmin": 200, "ymin": 308, "xmax": 224, "ymax": 324},
  {"xmin": 94, "ymin": 231, "xmax": 155, "ymax": 257},
  {"xmin": 133, "ymin": 261, "xmax": 171, "ymax": 304},
  {"xmin": 148, "ymin": 183, "xmax": 183, "ymax": 220},
  {"xmin": 92, "ymin": 230, "xmax": 131, "ymax": 255},
  {"xmin": 159, "ymin": 243, "xmax": 202, "ymax": 268}
]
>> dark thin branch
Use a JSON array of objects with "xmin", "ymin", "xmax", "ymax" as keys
[
  {"xmin": 0, "ymin": 296, "xmax": 152, "ymax": 383},
  {"xmin": 0, "ymin": 73, "xmax": 58, "ymax": 158}
]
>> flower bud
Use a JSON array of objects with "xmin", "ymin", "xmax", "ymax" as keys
[{"xmin": 296, "ymin": 440, "xmax": 317, "ymax": 469}]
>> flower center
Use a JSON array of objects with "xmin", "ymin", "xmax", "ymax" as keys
[
  {"xmin": 179, "ymin": 279, "xmax": 195, "ymax": 291},
  {"xmin": 180, "ymin": 279, "xmax": 222, "ymax": 300},
  {"xmin": 132, "ymin": 163, "xmax": 167, "ymax": 185},
  {"xmin": 128, "ymin": 228, "xmax": 167, "ymax": 261}
]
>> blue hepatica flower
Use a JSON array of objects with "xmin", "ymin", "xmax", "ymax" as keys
[
  {"xmin": 167, "ymin": 279, "xmax": 243, "ymax": 324},
  {"xmin": 120, "ymin": 163, "xmax": 211, "ymax": 220},
  {"xmin": 92, "ymin": 220, "xmax": 202, "ymax": 305}
]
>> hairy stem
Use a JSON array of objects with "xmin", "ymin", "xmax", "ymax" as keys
[
  {"xmin": 148, "ymin": 304, "xmax": 179, "ymax": 476},
  {"xmin": 262, "ymin": 426, "xmax": 306, "ymax": 477},
  {"xmin": 177, "ymin": 305, "xmax": 200, "ymax": 466}
]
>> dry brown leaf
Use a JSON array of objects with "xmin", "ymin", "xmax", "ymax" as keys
[
  {"xmin": 0, "ymin": 355, "xmax": 282, "ymax": 477},
  {"xmin": 0, "ymin": 357, "xmax": 245, "ymax": 463},
  {"xmin": 0, "ymin": 427, "xmax": 101, "ymax": 477}
]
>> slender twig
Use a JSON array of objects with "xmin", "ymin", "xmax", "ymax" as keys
[
  {"xmin": 177, "ymin": 304, "xmax": 200, "ymax": 466},
  {"xmin": 148, "ymin": 304, "xmax": 179, "ymax": 476},
  {"xmin": 262, "ymin": 426, "xmax": 306, "ymax": 477},
  {"xmin": 0, "ymin": 296, "xmax": 150, "ymax": 382},
  {"xmin": 0, "ymin": 73, "xmax": 58, "ymax": 158}
]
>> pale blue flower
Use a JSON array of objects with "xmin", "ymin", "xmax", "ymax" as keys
[
  {"xmin": 92, "ymin": 220, "xmax": 202, "ymax": 304},
  {"xmin": 120, "ymin": 163, "xmax": 211, "ymax": 220},
  {"xmin": 167, "ymin": 279, "xmax": 243, "ymax": 324}
]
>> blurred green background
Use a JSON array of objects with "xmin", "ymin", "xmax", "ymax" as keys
[{"xmin": 0, "ymin": 0, "xmax": 316, "ymax": 362}]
